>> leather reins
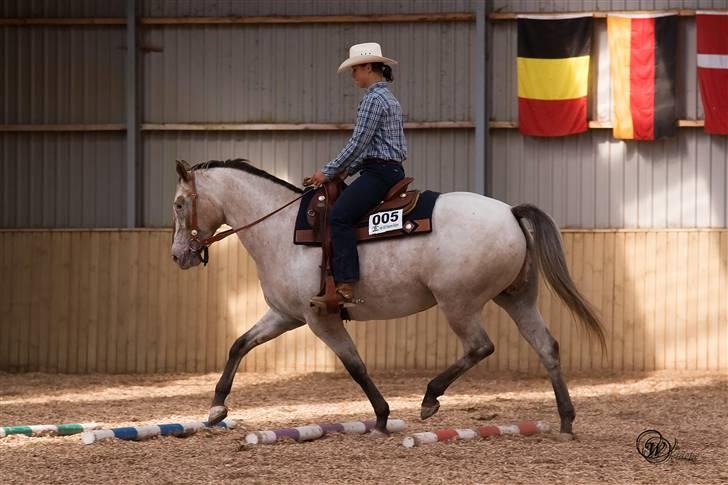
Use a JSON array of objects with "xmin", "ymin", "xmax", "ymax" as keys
[{"xmin": 183, "ymin": 169, "xmax": 310, "ymax": 265}]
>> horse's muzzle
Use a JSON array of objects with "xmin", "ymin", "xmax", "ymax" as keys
[{"xmin": 172, "ymin": 246, "xmax": 206, "ymax": 269}]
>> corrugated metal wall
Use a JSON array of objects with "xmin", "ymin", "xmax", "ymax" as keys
[
  {"xmin": 141, "ymin": 22, "xmax": 473, "ymax": 124},
  {"xmin": 1, "ymin": 0, "xmax": 127, "ymax": 227},
  {"xmin": 0, "ymin": 26, "xmax": 125, "ymax": 124},
  {"xmin": 1, "ymin": 0, "xmax": 479, "ymax": 228},
  {"xmin": 139, "ymin": 10, "xmax": 476, "ymax": 225},
  {"xmin": 491, "ymin": 130, "xmax": 728, "ymax": 228},
  {"xmin": 140, "ymin": 0, "xmax": 477, "ymax": 16},
  {"xmin": 1, "ymin": 133, "xmax": 127, "ymax": 227},
  {"xmin": 4, "ymin": 0, "xmax": 726, "ymax": 229},
  {"xmin": 0, "ymin": 0, "xmax": 124, "ymax": 17},
  {"xmin": 489, "ymin": 0, "xmax": 728, "ymax": 228},
  {"xmin": 142, "ymin": 131, "xmax": 473, "ymax": 226}
]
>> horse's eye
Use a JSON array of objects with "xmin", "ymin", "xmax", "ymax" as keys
[{"xmin": 174, "ymin": 203, "xmax": 183, "ymax": 211}]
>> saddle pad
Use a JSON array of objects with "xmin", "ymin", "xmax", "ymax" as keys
[{"xmin": 294, "ymin": 189, "xmax": 440, "ymax": 246}]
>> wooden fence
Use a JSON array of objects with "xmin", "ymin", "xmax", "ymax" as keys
[{"xmin": 1, "ymin": 229, "xmax": 726, "ymax": 373}]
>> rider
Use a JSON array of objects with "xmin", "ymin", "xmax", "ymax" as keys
[{"xmin": 308, "ymin": 42, "xmax": 407, "ymax": 306}]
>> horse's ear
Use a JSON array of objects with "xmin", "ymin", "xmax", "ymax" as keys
[{"xmin": 176, "ymin": 159, "xmax": 190, "ymax": 182}]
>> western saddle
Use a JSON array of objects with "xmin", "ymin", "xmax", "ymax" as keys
[{"xmin": 307, "ymin": 176, "xmax": 419, "ymax": 313}]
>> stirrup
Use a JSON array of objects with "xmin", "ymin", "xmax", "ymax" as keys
[{"xmin": 309, "ymin": 292, "xmax": 362, "ymax": 309}]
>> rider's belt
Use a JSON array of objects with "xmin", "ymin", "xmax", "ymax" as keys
[{"xmin": 363, "ymin": 158, "xmax": 402, "ymax": 166}]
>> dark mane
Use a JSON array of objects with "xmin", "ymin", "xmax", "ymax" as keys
[{"xmin": 190, "ymin": 158, "xmax": 303, "ymax": 194}]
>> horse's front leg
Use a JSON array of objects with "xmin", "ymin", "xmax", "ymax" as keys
[
  {"xmin": 307, "ymin": 314, "xmax": 390, "ymax": 435},
  {"xmin": 208, "ymin": 309, "xmax": 304, "ymax": 424}
]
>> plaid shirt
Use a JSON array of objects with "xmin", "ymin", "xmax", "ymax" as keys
[{"xmin": 322, "ymin": 81, "xmax": 407, "ymax": 179}]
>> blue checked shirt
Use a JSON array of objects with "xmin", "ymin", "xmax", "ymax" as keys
[{"xmin": 321, "ymin": 81, "xmax": 407, "ymax": 179}]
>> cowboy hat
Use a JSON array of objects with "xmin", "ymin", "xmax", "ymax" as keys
[{"xmin": 337, "ymin": 42, "xmax": 398, "ymax": 74}]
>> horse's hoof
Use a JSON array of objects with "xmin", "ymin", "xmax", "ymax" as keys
[
  {"xmin": 369, "ymin": 429, "xmax": 390, "ymax": 439},
  {"xmin": 557, "ymin": 432, "xmax": 574, "ymax": 442},
  {"xmin": 208, "ymin": 405, "xmax": 228, "ymax": 425},
  {"xmin": 420, "ymin": 401, "xmax": 440, "ymax": 420}
]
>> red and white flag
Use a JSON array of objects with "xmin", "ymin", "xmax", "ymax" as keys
[{"xmin": 697, "ymin": 11, "xmax": 728, "ymax": 134}]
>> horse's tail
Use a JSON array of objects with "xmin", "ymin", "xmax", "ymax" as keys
[{"xmin": 511, "ymin": 204, "xmax": 607, "ymax": 354}]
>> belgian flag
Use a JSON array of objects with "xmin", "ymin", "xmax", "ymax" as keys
[
  {"xmin": 517, "ymin": 14, "xmax": 593, "ymax": 137},
  {"xmin": 607, "ymin": 13, "xmax": 678, "ymax": 140}
]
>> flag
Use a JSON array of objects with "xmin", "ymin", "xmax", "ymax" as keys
[
  {"xmin": 607, "ymin": 13, "xmax": 678, "ymax": 140},
  {"xmin": 697, "ymin": 11, "xmax": 728, "ymax": 135},
  {"xmin": 517, "ymin": 14, "xmax": 593, "ymax": 137}
]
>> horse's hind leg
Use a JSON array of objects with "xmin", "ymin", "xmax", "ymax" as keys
[
  {"xmin": 421, "ymin": 306, "xmax": 495, "ymax": 420},
  {"xmin": 495, "ymin": 286, "xmax": 575, "ymax": 436}
]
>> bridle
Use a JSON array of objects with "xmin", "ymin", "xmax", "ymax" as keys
[{"xmin": 180, "ymin": 169, "xmax": 310, "ymax": 265}]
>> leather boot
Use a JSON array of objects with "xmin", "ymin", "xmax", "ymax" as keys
[
  {"xmin": 335, "ymin": 282, "xmax": 354, "ymax": 301},
  {"xmin": 309, "ymin": 282, "xmax": 356, "ymax": 307}
]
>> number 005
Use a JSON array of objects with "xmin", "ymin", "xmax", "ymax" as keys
[{"xmin": 372, "ymin": 211, "xmax": 399, "ymax": 225}]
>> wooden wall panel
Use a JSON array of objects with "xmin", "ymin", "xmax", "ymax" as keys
[{"xmin": 1, "ymin": 229, "xmax": 726, "ymax": 374}]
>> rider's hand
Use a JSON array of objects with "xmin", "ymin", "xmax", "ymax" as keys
[{"xmin": 308, "ymin": 170, "xmax": 328, "ymax": 186}]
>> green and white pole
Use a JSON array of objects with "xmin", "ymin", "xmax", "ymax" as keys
[{"xmin": 0, "ymin": 423, "xmax": 99, "ymax": 438}]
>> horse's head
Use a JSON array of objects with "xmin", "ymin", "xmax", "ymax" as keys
[{"xmin": 171, "ymin": 160, "xmax": 225, "ymax": 269}]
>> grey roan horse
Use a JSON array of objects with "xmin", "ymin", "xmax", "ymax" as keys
[{"xmin": 171, "ymin": 159, "xmax": 606, "ymax": 438}]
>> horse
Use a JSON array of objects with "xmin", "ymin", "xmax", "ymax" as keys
[{"xmin": 171, "ymin": 158, "xmax": 606, "ymax": 438}]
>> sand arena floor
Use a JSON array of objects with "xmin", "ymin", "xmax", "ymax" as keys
[{"xmin": 0, "ymin": 370, "xmax": 726, "ymax": 484}]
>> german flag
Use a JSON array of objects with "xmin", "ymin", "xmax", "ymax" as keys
[
  {"xmin": 517, "ymin": 14, "xmax": 593, "ymax": 137},
  {"xmin": 607, "ymin": 13, "xmax": 678, "ymax": 140}
]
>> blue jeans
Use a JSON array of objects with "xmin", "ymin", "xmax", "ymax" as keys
[{"xmin": 330, "ymin": 162, "xmax": 405, "ymax": 283}]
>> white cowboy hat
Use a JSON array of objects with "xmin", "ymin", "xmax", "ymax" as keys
[{"xmin": 337, "ymin": 42, "xmax": 398, "ymax": 74}]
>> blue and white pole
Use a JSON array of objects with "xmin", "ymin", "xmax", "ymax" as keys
[{"xmin": 80, "ymin": 418, "xmax": 236, "ymax": 445}]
